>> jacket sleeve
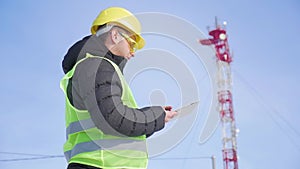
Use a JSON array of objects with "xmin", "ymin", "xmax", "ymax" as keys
[{"xmin": 74, "ymin": 58, "xmax": 166, "ymax": 137}]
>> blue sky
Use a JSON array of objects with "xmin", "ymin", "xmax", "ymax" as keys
[{"xmin": 0, "ymin": 0, "xmax": 300, "ymax": 169}]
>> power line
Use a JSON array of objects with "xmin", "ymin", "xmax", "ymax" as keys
[
  {"xmin": 0, "ymin": 151, "xmax": 64, "ymax": 162},
  {"xmin": 233, "ymin": 70, "xmax": 300, "ymax": 151},
  {"xmin": 0, "ymin": 155, "xmax": 64, "ymax": 162},
  {"xmin": 234, "ymin": 70, "xmax": 300, "ymax": 136},
  {"xmin": 0, "ymin": 151, "xmax": 54, "ymax": 157},
  {"xmin": 0, "ymin": 151, "xmax": 212, "ymax": 162}
]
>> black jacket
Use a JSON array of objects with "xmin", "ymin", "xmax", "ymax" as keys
[{"xmin": 62, "ymin": 35, "xmax": 165, "ymax": 137}]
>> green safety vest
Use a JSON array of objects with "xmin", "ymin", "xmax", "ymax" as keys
[{"xmin": 60, "ymin": 53, "xmax": 148, "ymax": 169}]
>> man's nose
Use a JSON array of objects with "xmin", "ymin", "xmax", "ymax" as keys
[{"xmin": 129, "ymin": 51, "xmax": 135, "ymax": 57}]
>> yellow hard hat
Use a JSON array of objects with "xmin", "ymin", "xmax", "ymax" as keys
[{"xmin": 91, "ymin": 7, "xmax": 145, "ymax": 49}]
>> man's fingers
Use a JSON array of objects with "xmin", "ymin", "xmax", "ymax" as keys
[{"xmin": 165, "ymin": 111, "xmax": 178, "ymax": 123}]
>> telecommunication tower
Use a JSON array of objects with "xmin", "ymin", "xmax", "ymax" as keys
[{"xmin": 199, "ymin": 18, "xmax": 239, "ymax": 169}]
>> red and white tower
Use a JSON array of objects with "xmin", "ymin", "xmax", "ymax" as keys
[{"xmin": 200, "ymin": 18, "xmax": 239, "ymax": 169}]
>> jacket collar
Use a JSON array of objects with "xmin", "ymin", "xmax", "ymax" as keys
[
  {"xmin": 80, "ymin": 35, "xmax": 127, "ymax": 71},
  {"xmin": 62, "ymin": 35, "xmax": 127, "ymax": 74}
]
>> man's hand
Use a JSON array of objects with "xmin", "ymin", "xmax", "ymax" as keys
[{"xmin": 163, "ymin": 106, "xmax": 177, "ymax": 123}]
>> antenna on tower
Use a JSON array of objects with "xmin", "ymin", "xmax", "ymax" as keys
[{"xmin": 215, "ymin": 16, "xmax": 218, "ymax": 28}]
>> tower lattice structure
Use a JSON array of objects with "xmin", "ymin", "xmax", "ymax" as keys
[{"xmin": 200, "ymin": 19, "xmax": 239, "ymax": 169}]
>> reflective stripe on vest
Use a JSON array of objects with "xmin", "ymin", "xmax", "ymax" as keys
[
  {"xmin": 64, "ymin": 139, "xmax": 147, "ymax": 161},
  {"xmin": 66, "ymin": 118, "xmax": 95, "ymax": 139},
  {"xmin": 60, "ymin": 53, "xmax": 147, "ymax": 169}
]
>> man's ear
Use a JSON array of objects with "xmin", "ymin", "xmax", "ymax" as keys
[{"xmin": 110, "ymin": 29, "xmax": 121, "ymax": 44}]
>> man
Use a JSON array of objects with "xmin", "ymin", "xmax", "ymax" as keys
[{"xmin": 60, "ymin": 7, "xmax": 177, "ymax": 169}]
